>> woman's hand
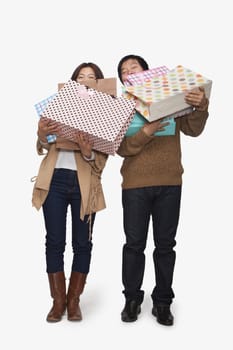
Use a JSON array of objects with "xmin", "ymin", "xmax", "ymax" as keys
[
  {"xmin": 37, "ymin": 118, "xmax": 59, "ymax": 142},
  {"xmin": 185, "ymin": 87, "xmax": 208, "ymax": 111},
  {"xmin": 142, "ymin": 119, "xmax": 170, "ymax": 136},
  {"xmin": 75, "ymin": 131, "xmax": 93, "ymax": 158}
]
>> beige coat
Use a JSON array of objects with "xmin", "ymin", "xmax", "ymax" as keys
[{"xmin": 32, "ymin": 138, "xmax": 108, "ymax": 220}]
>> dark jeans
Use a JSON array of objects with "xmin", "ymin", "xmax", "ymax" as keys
[
  {"xmin": 122, "ymin": 185, "xmax": 181, "ymax": 305},
  {"xmin": 42, "ymin": 168, "xmax": 95, "ymax": 274}
]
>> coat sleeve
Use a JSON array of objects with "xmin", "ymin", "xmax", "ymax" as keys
[
  {"xmin": 88, "ymin": 151, "xmax": 108, "ymax": 176},
  {"xmin": 36, "ymin": 138, "xmax": 50, "ymax": 155}
]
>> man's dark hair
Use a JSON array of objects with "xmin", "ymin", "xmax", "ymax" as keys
[{"xmin": 117, "ymin": 54, "xmax": 149, "ymax": 83}]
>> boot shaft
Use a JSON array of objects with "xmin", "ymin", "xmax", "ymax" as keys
[
  {"xmin": 47, "ymin": 272, "xmax": 66, "ymax": 322},
  {"xmin": 48, "ymin": 271, "xmax": 66, "ymax": 299},
  {"xmin": 67, "ymin": 272, "xmax": 87, "ymax": 298},
  {"xmin": 67, "ymin": 272, "xmax": 87, "ymax": 321}
]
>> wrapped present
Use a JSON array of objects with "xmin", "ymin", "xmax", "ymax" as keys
[
  {"xmin": 58, "ymin": 77, "xmax": 117, "ymax": 96},
  {"xmin": 122, "ymin": 86, "xmax": 192, "ymax": 121},
  {"xmin": 122, "ymin": 86, "xmax": 150, "ymax": 119},
  {"xmin": 35, "ymin": 94, "xmax": 79, "ymax": 144},
  {"xmin": 35, "ymin": 78, "xmax": 117, "ymax": 145},
  {"xmin": 122, "ymin": 65, "xmax": 192, "ymax": 120},
  {"xmin": 34, "ymin": 94, "xmax": 57, "ymax": 143},
  {"xmin": 39, "ymin": 80, "xmax": 136, "ymax": 155},
  {"xmin": 124, "ymin": 66, "xmax": 169, "ymax": 86},
  {"xmin": 35, "ymin": 93, "xmax": 57, "ymax": 116},
  {"xmin": 125, "ymin": 112, "xmax": 176, "ymax": 137},
  {"xmin": 123, "ymin": 66, "xmax": 169, "ymax": 119},
  {"xmin": 126, "ymin": 65, "xmax": 212, "ymax": 121}
]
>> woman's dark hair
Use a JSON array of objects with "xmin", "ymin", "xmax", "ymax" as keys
[
  {"xmin": 117, "ymin": 54, "xmax": 149, "ymax": 83},
  {"xmin": 71, "ymin": 62, "xmax": 104, "ymax": 81}
]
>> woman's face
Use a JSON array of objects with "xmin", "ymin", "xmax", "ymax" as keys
[
  {"xmin": 76, "ymin": 67, "xmax": 96, "ymax": 82},
  {"xmin": 120, "ymin": 59, "xmax": 144, "ymax": 83}
]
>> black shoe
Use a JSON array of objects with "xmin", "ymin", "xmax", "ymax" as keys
[
  {"xmin": 152, "ymin": 304, "xmax": 174, "ymax": 326},
  {"xmin": 121, "ymin": 300, "xmax": 141, "ymax": 322}
]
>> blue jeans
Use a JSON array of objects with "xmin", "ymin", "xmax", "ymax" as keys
[
  {"xmin": 42, "ymin": 168, "xmax": 95, "ymax": 274},
  {"xmin": 122, "ymin": 185, "xmax": 181, "ymax": 305}
]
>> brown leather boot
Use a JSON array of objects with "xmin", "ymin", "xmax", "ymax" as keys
[
  {"xmin": 67, "ymin": 272, "xmax": 87, "ymax": 321},
  {"xmin": 47, "ymin": 272, "xmax": 66, "ymax": 322}
]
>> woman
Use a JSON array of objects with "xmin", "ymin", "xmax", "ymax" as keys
[{"xmin": 32, "ymin": 63, "xmax": 108, "ymax": 322}]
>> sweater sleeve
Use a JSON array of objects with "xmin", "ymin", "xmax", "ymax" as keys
[
  {"xmin": 117, "ymin": 129, "xmax": 154, "ymax": 157},
  {"xmin": 178, "ymin": 105, "xmax": 209, "ymax": 137}
]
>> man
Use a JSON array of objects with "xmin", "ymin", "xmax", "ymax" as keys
[{"xmin": 117, "ymin": 54, "xmax": 209, "ymax": 325}]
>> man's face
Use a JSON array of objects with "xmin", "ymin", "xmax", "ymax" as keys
[{"xmin": 120, "ymin": 59, "xmax": 144, "ymax": 83}]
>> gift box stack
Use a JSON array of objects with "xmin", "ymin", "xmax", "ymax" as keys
[
  {"xmin": 123, "ymin": 65, "xmax": 212, "ymax": 137},
  {"xmin": 123, "ymin": 66, "xmax": 177, "ymax": 136},
  {"xmin": 35, "ymin": 79, "xmax": 136, "ymax": 155}
]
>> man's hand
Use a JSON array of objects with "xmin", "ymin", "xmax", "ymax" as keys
[
  {"xmin": 142, "ymin": 119, "xmax": 170, "ymax": 136},
  {"xmin": 185, "ymin": 87, "xmax": 208, "ymax": 111}
]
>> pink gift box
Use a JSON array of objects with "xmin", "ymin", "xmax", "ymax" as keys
[{"xmin": 40, "ymin": 80, "xmax": 136, "ymax": 155}]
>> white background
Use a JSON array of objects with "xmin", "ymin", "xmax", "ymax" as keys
[{"xmin": 1, "ymin": 0, "xmax": 232, "ymax": 349}]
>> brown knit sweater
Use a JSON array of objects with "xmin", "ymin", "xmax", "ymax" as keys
[{"xmin": 117, "ymin": 109, "xmax": 209, "ymax": 189}]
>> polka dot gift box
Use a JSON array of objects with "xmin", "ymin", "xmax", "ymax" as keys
[
  {"xmin": 123, "ymin": 66, "xmax": 193, "ymax": 121},
  {"xmin": 123, "ymin": 66, "xmax": 170, "ymax": 119},
  {"xmin": 126, "ymin": 65, "xmax": 212, "ymax": 121},
  {"xmin": 122, "ymin": 86, "xmax": 150, "ymax": 119},
  {"xmin": 40, "ymin": 80, "xmax": 136, "ymax": 155}
]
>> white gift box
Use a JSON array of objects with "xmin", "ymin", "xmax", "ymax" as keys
[{"xmin": 125, "ymin": 65, "xmax": 212, "ymax": 121}]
